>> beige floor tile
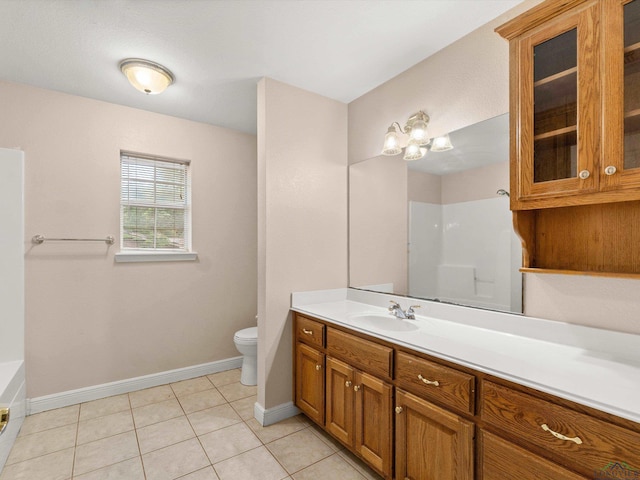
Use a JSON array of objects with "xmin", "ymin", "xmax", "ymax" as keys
[
  {"xmin": 179, "ymin": 466, "xmax": 220, "ymax": 480},
  {"xmin": 213, "ymin": 446, "xmax": 288, "ymax": 480},
  {"xmin": 187, "ymin": 403, "xmax": 242, "ymax": 436},
  {"xmin": 132, "ymin": 397, "xmax": 184, "ymax": 428},
  {"xmin": 18, "ymin": 405, "xmax": 79, "ymax": 436},
  {"xmin": 337, "ymin": 450, "xmax": 384, "ymax": 480},
  {"xmin": 199, "ymin": 422, "xmax": 262, "ymax": 464},
  {"xmin": 142, "ymin": 438, "xmax": 210, "ymax": 480},
  {"xmin": 266, "ymin": 428, "xmax": 335, "ymax": 474},
  {"xmin": 73, "ymin": 430, "xmax": 139, "ymax": 476},
  {"xmin": 6, "ymin": 423, "xmax": 76, "ymax": 464},
  {"xmin": 292, "ymin": 453, "xmax": 366, "ymax": 480},
  {"xmin": 77, "ymin": 410, "xmax": 134, "ymax": 445},
  {"xmin": 0, "ymin": 447, "xmax": 74, "ymax": 480},
  {"xmin": 229, "ymin": 395, "xmax": 257, "ymax": 420},
  {"xmin": 137, "ymin": 415, "xmax": 195, "ymax": 454},
  {"xmin": 79, "ymin": 394, "xmax": 130, "ymax": 421},
  {"xmin": 308, "ymin": 423, "xmax": 345, "ymax": 452},
  {"xmin": 246, "ymin": 416, "xmax": 307, "ymax": 444},
  {"xmin": 128, "ymin": 384, "xmax": 175, "ymax": 409},
  {"xmin": 72, "ymin": 457, "xmax": 145, "ymax": 480},
  {"xmin": 216, "ymin": 382, "xmax": 257, "ymax": 402},
  {"xmin": 170, "ymin": 376, "xmax": 214, "ymax": 397},
  {"xmin": 206, "ymin": 369, "xmax": 241, "ymax": 387},
  {"xmin": 178, "ymin": 388, "xmax": 226, "ymax": 414}
]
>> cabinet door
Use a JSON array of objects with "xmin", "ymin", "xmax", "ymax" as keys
[
  {"xmin": 395, "ymin": 389, "xmax": 473, "ymax": 480},
  {"xmin": 354, "ymin": 370, "xmax": 393, "ymax": 478},
  {"xmin": 481, "ymin": 430, "xmax": 587, "ymax": 480},
  {"xmin": 295, "ymin": 342, "xmax": 324, "ymax": 425},
  {"xmin": 517, "ymin": 2, "xmax": 600, "ymax": 200},
  {"xmin": 602, "ymin": 0, "xmax": 640, "ymax": 190},
  {"xmin": 326, "ymin": 356, "xmax": 354, "ymax": 446}
]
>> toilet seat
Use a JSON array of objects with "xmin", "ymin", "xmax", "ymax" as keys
[{"xmin": 234, "ymin": 326, "xmax": 257, "ymax": 346}]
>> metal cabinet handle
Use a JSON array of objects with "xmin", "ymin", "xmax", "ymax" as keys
[
  {"xmin": 345, "ymin": 381, "xmax": 352, "ymax": 388},
  {"xmin": 604, "ymin": 165, "xmax": 617, "ymax": 176},
  {"xmin": 302, "ymin": 328, "xmax": 313, "ymax": 335},
  {"xmin": 395, "ymin": 406, "xmax": 403, "ymax": 414},
  {"xmin": 418, "ymin": 374, "xmax": 440, "ymax": 387},
  {"xmin": 353, "ymin": 385, "xmax": 360, "ymax": 392},
  {"xmin": 0, "ymin": 408, "xmax": 9, "ymax": 436},
  {"xmin": 541, "ymin": 424, "xmax": 583, "ymax": 445},
  {"xmin": 578, "ymin": 170, "xmax": 590, "ymax": 179},
  {"xmin": 315, "ymin": 364, "xmax": 322, "ymax": 371}
]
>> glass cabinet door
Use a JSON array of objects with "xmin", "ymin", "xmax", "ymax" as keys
[
  {"xmin": 624, "ymin": 0, "xmax": 640, "ymax": 170},
  {"xmin": 533, "ymin": 28, "xmax": 578, "ymax": 183},
  {"xmin": 518, "ymin": 4, "xmax": 599, "ymax": 199}
]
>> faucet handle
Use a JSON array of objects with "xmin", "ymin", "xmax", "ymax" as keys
[
  {"xmin": 388, "ymin": 300, "xmax": 400, "ymax": 311},
  {"xmin": 408, "ymin": 305, "xmax": 421, "ymax": 312}
]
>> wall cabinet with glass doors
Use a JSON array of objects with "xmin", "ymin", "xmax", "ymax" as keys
[{"xmin": 497, "ymin": 0, "xmax": 640, "ymax": 275}]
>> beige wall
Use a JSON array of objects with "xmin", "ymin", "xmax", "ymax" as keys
[
  {"xmin": 408, "ymin": 170, "xmax": 441, "ymax": 204},
  {"xmin": 257, "ymin": 78, "xmax": 348, "ymax": 410},
  {"xmin": 350, "ymin": 156, "xmax": 407, "ymax": 293},
  {"xmin": 347, "ymin": 0, "xmax": 640, "ymax": 334},
  {"xmin": 441, "ymin": 162, "xmax": 509, "ymax": 204},
  {"xmin": 0, "ymin": 81, "xmax": 257, "ymax": 398}
]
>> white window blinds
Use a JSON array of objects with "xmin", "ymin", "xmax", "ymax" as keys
[{"xmin": 120, "ymin": 152, "xmax": 191, "ymax": 251}]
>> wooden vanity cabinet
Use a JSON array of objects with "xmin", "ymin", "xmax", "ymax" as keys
[
  {"xmin": 496, "ymin": 0, "xmax": 640, "ymax": 275},
  {"xmin": 294, "ymin": 315, "xmax": 326, "ymax": 424},
  {"xmin": 293, "ymin": 312, "xmax": 640, "ymax": 480},
  {"xmin": 395, "ymin": 389, "xmax": 474, "ymax": 480},
  {"xmin": 326, "ymin": 329, "xmax": 394, "ymax": 477}
]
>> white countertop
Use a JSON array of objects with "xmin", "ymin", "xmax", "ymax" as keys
[{"xmin": 291, "ymin": 288, "xmax": 640, "ymax": 424}]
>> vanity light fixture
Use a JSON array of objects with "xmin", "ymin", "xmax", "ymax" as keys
[
  {"xmin": 430, "ymin": 133, "xmax": 454, "ymax": 152},
  {"xmin": 381, "ymin": 110, "xmax": 453, "ymax": 160},
  {"xmin": 119, "ymin": 58, "xmax": 174, "ymax": 95}
]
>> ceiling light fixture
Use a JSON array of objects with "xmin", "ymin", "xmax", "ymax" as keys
[
  {"xmin": 381, "ymin": 111, "xmax": 453, "ymax": 160},
  {"xmin": 119, "ymin": 58, "xmax": 174, "ymax": 95}
]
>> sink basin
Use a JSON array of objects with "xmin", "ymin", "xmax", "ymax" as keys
[{"xmin": 349, "ymin": 314, "xmax": 420, "ymax": 332}]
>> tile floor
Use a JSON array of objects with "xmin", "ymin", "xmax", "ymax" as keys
[{"xmin": 0, "ymin": 369, "xmax": 383, "ymax": 480}]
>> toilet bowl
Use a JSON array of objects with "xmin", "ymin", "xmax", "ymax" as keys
[{"xmin": 233, "ymin": 326, "xmax": 258, "ymax": 386}]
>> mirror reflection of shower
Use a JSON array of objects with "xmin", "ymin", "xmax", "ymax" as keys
[{"xmin": 496, "ymin": 189, "xmax": 510, "ymax": 197}]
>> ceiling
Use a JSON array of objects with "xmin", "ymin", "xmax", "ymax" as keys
[{"xmin": 0, "ymin": 0, "xmax": 523, "ymax": 134}]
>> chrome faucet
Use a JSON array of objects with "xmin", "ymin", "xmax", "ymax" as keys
[{"xmin": 388, "ymin": 301, "xmax": 420, "ymax": 320}]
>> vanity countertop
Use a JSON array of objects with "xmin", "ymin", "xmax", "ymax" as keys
[{"xmin": 291, "ymin": 288, "xmax": 640, "ymax": 424}]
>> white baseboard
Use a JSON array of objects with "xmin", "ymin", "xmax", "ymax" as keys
[
  {"xmin": 27, "ymin": 356, "xmax": 243, "ymax": 415},
  {"xmin": 254, "ymin": 400, "xmax": 300, "ymax": 426}
]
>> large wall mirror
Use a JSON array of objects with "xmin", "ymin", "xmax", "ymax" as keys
[{"xmin": 349, "ymin": 113, "xmax": 523, "ymax": 313}]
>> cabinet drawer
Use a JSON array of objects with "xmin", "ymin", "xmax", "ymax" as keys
[
  {"xmin": 480, "ymin": 430, "xmax": 587, "ymax": 480},
  {"xmin": 482, "ymin": 381, "xmax": 640, "ymax": 476},
  {"xmin": 396, "ymin": 351, "xmax": 475, "ymax": 415},
  {"xmin": 295, "ymin": 315, "xmax": 325, "ymax": 348},
  {"xmin": 326, "ymin": 328, "xmax": 392, "ymax": 379}
]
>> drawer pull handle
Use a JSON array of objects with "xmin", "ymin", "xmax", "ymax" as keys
[
  {"xmin": 0, "ymin": 408, "xmax": 9, "ymax": 435},
  {"xmin": 315, "ymin": 364, "xmax": 322, "ymax": 371},
  {"xmin": 302, "ymin": 328, "xmax": 314, "ymax": 335},
  {"xmin": 541, "ymin": 424, "xmax": 583, "ymax": 445},
  {"xmin": 354, "ymin": 385, "xmax": 361, "ymax": 392},
  {"xmin": 418, "ymin": 374, "xmax": 440, "ymax": 387},
  {"xmin": 395, "ymin": 406, "xmax": 403, "ymax": 414},
  {"xmin": 345, "ymin": 381, "xmax": 352, "ymax": 388}
]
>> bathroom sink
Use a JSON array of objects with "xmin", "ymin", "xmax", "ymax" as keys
[{"xmin": 349, "ymin": 314, "xmax": 420, "ymax": 332}]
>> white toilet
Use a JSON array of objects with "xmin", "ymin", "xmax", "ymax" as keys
[{"xmin": 233, "ymin": 326, "xmax": 258, "ymax": 386}]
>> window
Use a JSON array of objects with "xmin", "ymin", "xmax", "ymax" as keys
[{"xmin": 120, "ymin": 152, "xmax": 192, "ymax": 255}]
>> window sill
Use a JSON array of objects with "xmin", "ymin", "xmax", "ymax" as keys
[{"xmin": 114, "ymin": 251, "xmax": 198, "ymax": 263}]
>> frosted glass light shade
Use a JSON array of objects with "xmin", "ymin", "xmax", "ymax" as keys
[
  {"xmin": 403, "ymin": 140, "xmax": 425, "ymax": 161},
  {"xmin": 120, "ymin": 59, "xmax": 174, "ymax": 95},
  {"xmin": 409, "ymin": 118, "xmax": 429, "ymax": 146},
  {"xmin": 381, "ymin": 125, "xmax": 402, "ymax": 155},
  {"xmin": 430, "ymin": 133, "xmax": 454, "ymax": 152}
]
